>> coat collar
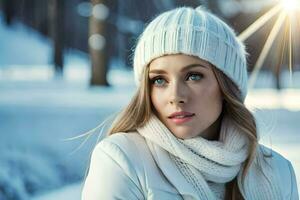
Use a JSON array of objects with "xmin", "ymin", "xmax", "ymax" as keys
[{"xmin": 147, "ymin": 141, "xmax": 199, "ymax": 199}]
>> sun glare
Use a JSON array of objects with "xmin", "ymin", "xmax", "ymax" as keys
[
  {"xmin": 281, "ymin": 0, "xmax": 300, "ymax": 11},
  {"xmin": 239, "ymin": 0, "xmax": 299, "ymax": 90}
]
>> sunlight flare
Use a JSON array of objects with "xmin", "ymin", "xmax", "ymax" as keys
[
  {"xmin": 248, "ymin": 12, "xmax": 287, "ymax": 89},
  {"xmin": 239, "ymin": 0, "xmax": 300, "ymax": 90},
  {"xmin": 288, "ymin": 16, "xmax": 293, "ymax": 85},
  {"xmin": 280, "ymin": 0, "xmax": 300, "ymax": 11},
  {"xmin": 238, "ymin": 4, "xmax": 282, "ymax": 42}
]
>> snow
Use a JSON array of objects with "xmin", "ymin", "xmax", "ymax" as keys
[
  {"xmin": 32, "ymin": 183, "xmax": 82, "ymax": 200},
  {"xmin": 0, "ymin": 12, "xmax": 135, "ymax": 199},
  {"xmin": 0, "ymin": 11, "xmax": 299, "ymax": 200}
]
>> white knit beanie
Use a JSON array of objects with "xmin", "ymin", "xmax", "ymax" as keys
[{"xmin": 133, "ymin": 6, "xmax": 248, "ymax": 100}]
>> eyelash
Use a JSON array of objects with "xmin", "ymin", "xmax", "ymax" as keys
[
  {"xmin": 150, "ymin": 72, "xmax": 203, "ymax": 86},
  {"xmin": 150, "ymin": 76, "xmax": 164, "ymax": 86},
  {"xmin": 186, "ymin": 72, "xmax": 203, "ymax": 81}
]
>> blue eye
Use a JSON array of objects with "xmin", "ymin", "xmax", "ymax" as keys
[
  {"xmin": 187, "ymin": 73, "xmax": 202, "ymax": 81},
  {"xmin": 152, "ymin": 77, "xmax": 166, "ymax": 86}
]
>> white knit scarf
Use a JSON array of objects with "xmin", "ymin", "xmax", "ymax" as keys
[{"xmin": 137, "ymin": 114, "xmax": 282, "ymax": 200}]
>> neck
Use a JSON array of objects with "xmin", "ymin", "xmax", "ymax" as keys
[{"xmin": 201, "ymin": 114, "xmax": 222, "ymax": 141}]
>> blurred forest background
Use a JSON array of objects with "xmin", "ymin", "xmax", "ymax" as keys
[{"xmin": 2, "ymin": 0, "xmax": 300, "ymax": 86}]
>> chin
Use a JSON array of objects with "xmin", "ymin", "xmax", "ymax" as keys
[
  {"xmin": 172, "ymin": 129, "xmax": 196, "ymax": 139},
  {"xmin": 165, "ymin": 122, "xmax": 199, "ymax": 139},
  {"xmin": 174, "ymin": 134, "xmax": 195, "ymax": 140}
]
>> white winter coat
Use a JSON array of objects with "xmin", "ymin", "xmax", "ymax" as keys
[{"xmin": 81, "ymin": 132, "xmax": 299, "ymax": 200}]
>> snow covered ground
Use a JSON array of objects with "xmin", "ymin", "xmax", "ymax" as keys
[
  {"xmin": 1, "ymin": 12, "xmax": 300, "ymax": 200},
  {"xmin": 32, "ymin": 183, "xmax": 82, "ymax": 200}
]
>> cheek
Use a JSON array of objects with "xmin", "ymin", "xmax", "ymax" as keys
[
  {"xmin": 204, "ymin": 81, "xmax": 222, "ymax": 101},
  {"xmin": 150, "ymin": 89, "xmax": 164, "ymax": 113},
  {"xmin": 194, "ymin": 84, "xmax": 223, "ymax": 113},
  {"xmin": 206, "ymin": 85, "xmax": 223, "ymax": 114}
]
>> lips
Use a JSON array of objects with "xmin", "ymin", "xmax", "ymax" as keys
[
  {"xmin": 168, "ymin": 111, "xmax": 195, "ymax": 119},
  {"xmin": 168, "ymin": 111, "xmax": 195, "ymax": 124}
]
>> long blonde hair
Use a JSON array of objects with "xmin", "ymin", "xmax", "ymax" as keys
[
  {"xmin": 211, "ymin": 66, "xmax": 258, "ymax": 200},
  {"xmin": 106, "ymin": 62, "xmax": 258, "ymax": 200}
]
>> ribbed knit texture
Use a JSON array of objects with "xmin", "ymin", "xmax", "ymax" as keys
[
  {"xmin": 133, "ymin": 6, "xmax": 248, "ymax": 101},
  {"xmin": 137, "ymin": 114, "xmax": 282, "ymax": 199}
]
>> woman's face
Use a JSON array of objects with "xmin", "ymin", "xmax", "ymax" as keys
[{"xmin": 149, "ymin": 54, "xmax": 223, "ymax": 139}]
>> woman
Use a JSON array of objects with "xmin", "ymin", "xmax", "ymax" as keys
[{"xmin": 82, "ymin": 6, "xmax": 298, "ymax": 200}]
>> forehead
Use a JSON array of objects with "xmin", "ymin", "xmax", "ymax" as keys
[{"xmin": 149, "ymin": 54, "xmax": 211, "ymax": 71}]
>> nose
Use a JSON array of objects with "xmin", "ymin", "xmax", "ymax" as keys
[{"xmin": 169, "ymin": 81, "xmax": 187, "ymax": 105}]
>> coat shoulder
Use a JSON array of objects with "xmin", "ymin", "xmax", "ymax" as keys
[
  {"xmin": 97, "ymin": 132, "xmax": 147, "ymax": 162},
  {"xmin": 96, "ymin": 132, "xmax": 151, "ymax": 189},
  {"xmin": 101, "ymin": 132, "xmax": 146, "ymax": 147},
  {"xmin": 95, "ymin": 132, "xmax": 147, "ymax": 173},
  {"xmin": 82, "ymin": 132, "xmax": 146, "ymax": 199},
  {"xmin": 96, "ymin": 132, "xmax": 181, "ymax": 198},
  {"xmin": 259, "ymin": 145, "xmax": 289, "ymax": 168},
  {"xmin": 259, "ymin": 145, "xmax": 299, "ymax": 199}
]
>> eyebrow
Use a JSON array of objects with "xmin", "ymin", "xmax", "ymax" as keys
[{"xmin": 149, "ymin": 63, "xmax": 208, "ymax": 74}]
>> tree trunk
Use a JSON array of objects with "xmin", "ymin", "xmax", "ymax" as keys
[
  {"xmin": 48, "ymin": 0, "xmax": 64, "ymax": 75},
  {"xmin": 89, "ymin": 0, "xmax": 109, "ymax": 86},
  {"xmin": 3, "ymin": 0, "xmax": 14, "ymax": 25}
]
